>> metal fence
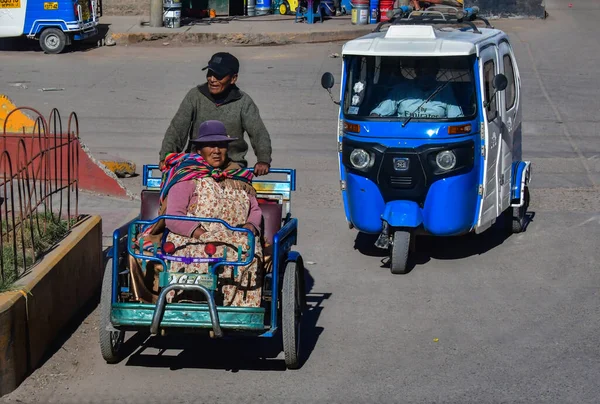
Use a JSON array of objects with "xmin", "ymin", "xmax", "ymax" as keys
[{"xmin": 0, "ymin": 107, "xmax": 80, "ymax": 283}]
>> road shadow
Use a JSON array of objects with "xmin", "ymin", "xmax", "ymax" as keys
[
  {"xmin": 31, "ymin": 290, "xmax": 100, "ymax": 372},
  {"xmin": 354, "ymin": 211, "xmax": 536, "ymax": 274},
  {"xmin": 122, "ymin": 267, "xmax": 329, "ymax": 371},
  {"xmin": 0, "ymin": 24, "xmax": 111, "ymax": 53}
]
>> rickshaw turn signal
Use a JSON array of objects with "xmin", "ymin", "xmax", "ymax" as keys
[
  {"xmin": 343, "ymin": 121, "xmax": 360, "ymax": 134},
  {"xmin": 448, "ymin": 124, "xmax": 472, "ymax": 135}
]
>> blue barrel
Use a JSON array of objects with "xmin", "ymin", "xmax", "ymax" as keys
[
  {"xmin": 322, "ymin": 0, "xmax": 335, "ymax": 15},
  {"xmin": 256, "ymin": 0, "xmax": 271, "ymax": 15},
  {"xmin": 369, "ymin": 0, "xmax": 379, "ymax": 23},
  {"xmin": 341, "ymin": 0, "xmax": 352, "ymax": 14}
]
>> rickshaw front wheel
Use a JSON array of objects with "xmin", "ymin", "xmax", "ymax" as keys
[
  {"xmin": 99, "ymin": 258, "xmax": 125, "ymax": 364},
  {"xmin": 390, "ymin": 230, "xmax": 411, "ymax": 275},
  {"xmin": 282, "ymin": 260, "xmax": 302, "ymax": 369},
  {"xmin": 509, "ymin": 186, "xmax": 530, "ymax": 234}
]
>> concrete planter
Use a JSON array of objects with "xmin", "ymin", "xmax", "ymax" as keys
[{"xmin": 0, "ymin": 215, "xmax": 102, "ymax": 397}]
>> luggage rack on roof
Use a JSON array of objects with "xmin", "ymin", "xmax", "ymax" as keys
[{"xmin": 373, "ymin": 5, "xmax": 493, "ymax": 35}]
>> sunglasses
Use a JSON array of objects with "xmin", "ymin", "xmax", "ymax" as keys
[{"xmin": 206, "ymin": 70, "xmax": 231, "ymax": 81}]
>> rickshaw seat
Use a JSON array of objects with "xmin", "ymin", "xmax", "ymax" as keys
[
  {"xmin": 259, "ymin": 200, "xmax": 283, "ymax": 245},
  {"xmin": 140, "ymin": 190, "xmax": 160, "ymax": 220}
]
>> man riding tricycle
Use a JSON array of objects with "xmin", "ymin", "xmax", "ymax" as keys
[
  {"xmin": 99, "ymin": 120, "xmax": 307, "ymax": 369},
  {"xmin": 320, "ymin": 7, "xmax": 532, "ymax": 274}
]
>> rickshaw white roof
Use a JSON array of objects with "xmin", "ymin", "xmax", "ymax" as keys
[{"xmin": 341, "ymin": 25, "xmax": 506, "ymax": 57}]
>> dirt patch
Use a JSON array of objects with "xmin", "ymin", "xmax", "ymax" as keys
[{"xmin": 101, "ymin": 0, "xmax": 149, "ymax": 16}]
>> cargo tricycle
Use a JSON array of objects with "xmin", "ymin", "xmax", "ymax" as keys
[
  {"xmin": 320, "ymin": 6, "xmax": 532, "ymax": 274},
  {"xmin": 99, "ymin": 166, "xmax": 307, "ymax": 369}
]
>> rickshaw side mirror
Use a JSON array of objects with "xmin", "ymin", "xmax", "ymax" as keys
[
  {"xmin": 493, "ymin": 73, "xmax": 508, "ymax": 92},
  {"xmin": 321, "ymin": 72, "xmax": 335, "ymax": 90}
]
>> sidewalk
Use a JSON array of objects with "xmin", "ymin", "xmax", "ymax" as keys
[
  {"xmin": 101, "ymin": 14, "xmax": 375, "ymax": 46},
  {"xmin": 77, "ymin": 191, "xmax": 139, "ymax": 249}
]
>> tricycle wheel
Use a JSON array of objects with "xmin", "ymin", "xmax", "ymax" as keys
[
  {"xmin": 282, "ymin": 260, "xmax": 302, "ymax": 369},
  {"xmin": 390, "ymin": 230, "xmax": 411, "ymax": 275},
  {"xmin": 509, "ymin": 186, "xmax": 530, "ymax": 233},
  {"xmin": 99, "ymin": 258, "xmax": 125, "ymax": 364},
  {"xmin": 39, "ymin": 28, "xmax": 67, "ymax": 54}
]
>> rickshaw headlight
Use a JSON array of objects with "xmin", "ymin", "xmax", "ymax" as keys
[
  {"xmin": 435, "ymin": 150, "xmax": 457, "ymax": 171},
  {"xmin": 350, "ymin": 149, "xmax": 371, "ymax": 169}
]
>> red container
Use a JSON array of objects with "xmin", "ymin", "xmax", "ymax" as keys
[{"xmin": 379, "ymin": 0, "xmax": 394, "ymax": 21}]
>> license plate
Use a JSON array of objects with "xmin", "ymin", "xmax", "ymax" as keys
[
  {"xmin": 161, "ymin": 272, "xmax": 216, "ymax": 290},
  {"xmin": 0, "ymin": 0, "xmax": 20, "ymax": 8}
]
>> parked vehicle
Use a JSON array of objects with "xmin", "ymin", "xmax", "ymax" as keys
[
  {"xmin": 321, "ymin": 7, "xmax": 531, "ymax": 274},
  {"xmin": 0, "ymin": 0, "xmax": 100, "ymax": 53}
]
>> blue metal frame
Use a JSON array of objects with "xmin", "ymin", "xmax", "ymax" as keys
[
  {"xmin": 295, "ymin": 0, "xmax": 324, "ymax": 24},
  {"xmin": 125, "ymin": 215, "xmax": 256, "ymax": 269},
  {"xmin": 263, "ymin": 217, "xmax": 298, "ymax": 337},
  {"xmin": 143, "ymin": 165, "xmax": 296, "ymax": 192},
  {"xmin": 109, "ymin": 165, "xmax": 300, "ymax": 339}
]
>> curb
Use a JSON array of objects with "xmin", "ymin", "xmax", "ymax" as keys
[
  {"xmin": 110, "ymin": 28, "xmax": 374, "ymax": 46},
  {"xmin": 0, "ymin": 215, "xmax": 103, "ymax": 397}
]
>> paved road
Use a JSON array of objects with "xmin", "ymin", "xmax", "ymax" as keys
[{"xmin": 1, "ymin": 1, "xmax": 600, "ymax": 402}]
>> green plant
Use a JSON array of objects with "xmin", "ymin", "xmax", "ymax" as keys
[{"xmin": 1, "ymin": 212, "xmax": 75, "ymax": 292}]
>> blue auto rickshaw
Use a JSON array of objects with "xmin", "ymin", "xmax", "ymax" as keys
[
  {"xmin": 0, "ymin": 0, "xmax": 99, "ymax": 53},
  {"xmin": 321, "ymin": 7, "xmax": 532, "ymax": 274}
]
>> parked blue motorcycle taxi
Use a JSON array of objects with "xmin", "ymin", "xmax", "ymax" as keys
[{"xmin": 321, "ymin": 7, "xmax": 532, "ymax": 274}]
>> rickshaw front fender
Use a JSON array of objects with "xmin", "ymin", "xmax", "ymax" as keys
[{"xmin": 382, "ymin": 201, "xmax": 423, "ymax": 229}]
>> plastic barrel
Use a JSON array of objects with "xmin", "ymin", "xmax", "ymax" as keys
[
  {"xmin": 247, "ymin": 0, "xmax": 256, "ymax": 16},
  {"xmin": 341, "ymin": 0, "xmax": 352, "ymax": 14},
  {"xmin": 163, "ymin": 0, "xmax": 182, "ymax": 28},
  {"xmin": 322, "ymin": 0, "xmax": 336, "ymax": 15},
  {"xmin": 379, "ymin": 0, "xmax": 394, "ymax": 22},
  {"xmin": 369, "ymin": 0, "xmax": 378, "ymax": 23},
  {"xmin": 351, "ymin": 0, "xmax": 369, "ymax": 25},
  {"xmin": 256, "ymin": 0, "xmax": 271, "ymax": 15}
]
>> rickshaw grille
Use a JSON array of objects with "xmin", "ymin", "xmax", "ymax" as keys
[{"xmin": 389, "ymin": 177, "xmax": 413, "ymax": 188}]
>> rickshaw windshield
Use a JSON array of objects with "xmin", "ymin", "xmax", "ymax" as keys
[{"xmin": 343, "ymin": 55, "xmax": 477, "ymax": 122}]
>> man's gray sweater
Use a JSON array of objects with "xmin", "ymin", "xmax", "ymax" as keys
[{"xmin": 159, "ymin": 84, "xmax": 272, "ymax": 167}]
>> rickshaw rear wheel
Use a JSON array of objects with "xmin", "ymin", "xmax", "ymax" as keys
[
  {"xmin": 39, "ymin": 28, "xmax": 67, "ymax": 54},
  {"xmin": 282, "ymin": 260, "xmax": 302, "ymax": 369},
  {"xmin": 390, "ymin": 230, "xmax": 411, "ymax": 275},
  {"xmin": 99, "ymin": 258, "xmax": 125, "ymax": 364}
]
